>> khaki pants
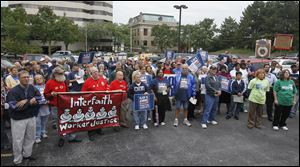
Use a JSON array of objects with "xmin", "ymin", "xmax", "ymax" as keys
[
  {"xmin": 120, "ymin": 98, "xmax": 132, "ymax": 126},
  {"xmin": 248, "ymin": 101, "xmax": 264, "ymax": 128},
  {"xmin": 11, "ymin": 117, "xmax": 36, "ymax": 164}
]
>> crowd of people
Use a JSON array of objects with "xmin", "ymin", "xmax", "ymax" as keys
[{"xmin": 1, "ymin": 54, "xmax": 299, "ymax": 165}]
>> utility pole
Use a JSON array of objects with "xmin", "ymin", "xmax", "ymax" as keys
[{"xmin": 174, "ymin": 5, "xmax": 188, "ymax": 53}]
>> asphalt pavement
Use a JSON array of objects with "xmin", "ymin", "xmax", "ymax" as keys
[{"xmin": 1, "ymin": 105, "xmax": 299, "ymax": 166}]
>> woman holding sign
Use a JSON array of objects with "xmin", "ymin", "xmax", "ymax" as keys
[
  {"xmin": 128, "ymin": 73, "xmax": 149, "ymax": 130},
  {"xmin": 150, "ymin": 69, "xmax": 171, "ymax": 126},
  {"xmin": 217, "ymin": 65, "xmax": 232, "ymax": 115}
]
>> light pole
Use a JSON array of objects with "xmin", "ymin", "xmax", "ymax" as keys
[{"xmin": 174, "ymin": 5, "xmax": 188, "ymax": 53}]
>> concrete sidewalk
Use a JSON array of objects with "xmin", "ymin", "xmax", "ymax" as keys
[{"xmin": 1, "ymin": 108, "xmax": 299, "ymax": 166}]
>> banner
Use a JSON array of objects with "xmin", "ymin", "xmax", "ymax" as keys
[
  {"xmin": 255, "ymin": 39, "xmax": 271, "ymax": 58},
  {"xmin": 165, "ymin": 50, "xmax": 175, "ymax": 60},
  {"xmin": 186, "ymin": 53, "xmax": 205, "ymax": 73},
  {"xmin": 218, "ymin": 76, "xmax": 231, "ymax": 93},
  {"xmin": 273, "ymin": 34, "xmax": 293, "ymax": 50},
  {"xmin": 198, "ymin": 49, "xmax": 209, "ymax": 62},
  {"xmin": 78, "ymin": 51, "xmax": 96, "ymax": 64},
  {"xmin": 57, "ymin": 91, "xmax": 125, "ymax": 135},
  {"xmin": 164, "ymin": 74, "xmax": 176, "ymax": 96},
  {"xmin": 133, "ymin": 94, "xmax": 155, "ymax": 111}
]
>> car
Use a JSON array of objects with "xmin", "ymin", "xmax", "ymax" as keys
[
  {"xmin": 23, "ymin": 53, "xmax": 48, "ymax": 62},
  {"xmin": 272, "ymin": 59, "xmax": 297, "ymax": 70},
  {"xmin": 2, "ymin": 54, "xmax": 22, "ymax": 62},
  {"xmin": 51, "ymin": 54, "xmax": 75, "ymax": 62},
  {"xmin": 284, "ymin": 52, "xmax": 299, "ymax": 60},
  {"xmin": 55, "ymin": 50, "xmax": 72, "ymax": 56},
  {"xmin": 1, "ymin": 57, "xmax": 14, "ymax": 69}
]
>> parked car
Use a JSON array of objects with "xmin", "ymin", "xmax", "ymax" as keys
[
  {"xmin": 1, "ymin": 57, "xmax": 14, "ymax": 69},
  {"xmin": 23, "ymin": 53, "xmax": 48, "ymax": 62},
  {"xmin": 2, "ymin": 54, "xmax": 22, "ymax": 62},
  {"xmin": 284, "ymin": 52, "xmax": 299, "ymax": 60},
  {"xmin": 55, "ymin": 50, "xmax": 72, "ymax": 55},
  {"xmin": 51, "ymin": 54, "xmax": 75, "ymax": 62},
  {"xmin": 272, "ymin": 59, "xmax": 297, "ymax": 70}
]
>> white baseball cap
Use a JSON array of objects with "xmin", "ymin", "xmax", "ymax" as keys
[{"xmin": 40, "ymin": 57, "xmax": 45, "ymax": 61}]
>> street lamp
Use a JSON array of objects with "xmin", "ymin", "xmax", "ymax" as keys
[{"xmin": 174, "ymin": 4, "xmax": 188, "ymax": 53}]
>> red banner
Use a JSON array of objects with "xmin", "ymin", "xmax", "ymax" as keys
[{"xmin": 57, "ymin": 91, "xmax": 125, "ymax": 135}]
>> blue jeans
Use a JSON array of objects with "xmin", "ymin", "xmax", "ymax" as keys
[
  {"xmin": 36, "ymin": 115, "xmax": 49, "ymax": 139},
  {"xmin": 176, "ymin": 100, "xmax": 189, "ymax": 110},
  {"xmin": 290, "ymin": 93, "xmax": 299, "ymax": 117},
  {"xmin": 133, "ymin": 109, "xmax": 147, "ymax": 126},
  {"xmin": 201, "ymin": 94, "xmax": 219, "ymax": 124}
]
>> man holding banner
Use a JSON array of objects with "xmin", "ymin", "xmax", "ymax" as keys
[
  {"xmin": 110, "ymin": 71, "xmax": 129, "ymax": 128},
  {"xmin": 173, "ymin": 64, "xmax": 196, "ymax": 127},
  {"xmin": 44, "ymin": 67, "xmax": 82, "ymax": 147},
  {"xmin": 82, "ymin": 67, "xmax": 109, "ymax": 141}
]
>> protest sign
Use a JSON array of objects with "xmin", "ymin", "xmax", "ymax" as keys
[
  {"xmin": 78, "ymin": 52, "xmax": 95, "ymax": 64},
  {"xmin": 186, "ymin": 53, "xmax": 205, "ymax": 73},
  {"xmin": 164, "ymin": 74, "xmax": 176, "ymax": 96},
  {"xmin": 165, "ymin": 50, "xmax": 175, "ymax": 60},
  {"xmin": 133, "ymin": 94, "xmax": 155, "ymax": 111},
  {"xmin": 57, "ymin": 91, "xmax": 125, "ymax": 135},
  {"xmin": 218, "ymin": 76, "xmax": 231, "ymax": 93}
]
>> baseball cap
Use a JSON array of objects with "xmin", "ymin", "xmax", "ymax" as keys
[{"xmin": 40, "ymin": 57, "xmax": 45, "ymax": 62}]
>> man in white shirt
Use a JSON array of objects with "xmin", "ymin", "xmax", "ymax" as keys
[{"xmin": 264, "ymin": 64, "xmax": 277, "ymax": 121}]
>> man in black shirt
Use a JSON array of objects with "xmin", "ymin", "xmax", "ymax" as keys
[{"xmin": 7, "ymin": 70, "xmax": 42, "ymax": 165}]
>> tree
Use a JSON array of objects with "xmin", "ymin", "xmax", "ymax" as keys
[
  {"xmin": 30, "ymin": 7, "xmax": 59, "ymax": 55},
  {"xmin": 218, "ymin": 17, "xmax": 239, "ymax": 49},
  {"xmin": 1, "ymin": 7, "xmax": 41, "ymax": 54},
  {"xmin": 190, "ymin": 18, "xmax": 218, "ymax": 51},
  {"xmin": 151, "ymin": 24, "xmax": 176, "ymax": 52},
  {"xmin": 56, "ymin": 15, "xmax": 81, "ymax": 50}
]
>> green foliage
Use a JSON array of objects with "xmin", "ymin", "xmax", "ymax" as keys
[{"xmin": 151, "ymin": 24, "xmax": 176, "ymax": 52}]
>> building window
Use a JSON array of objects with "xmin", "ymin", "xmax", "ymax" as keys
[
  {"xmin": 151, "ymin": 41, "xmax": 155, "ymax": 46},
  {"xmin": 144, "ymin": 28, "xmax": 148, "ymax": 36},
  {"xmin": 143, "ymin": 40, "xmax": 148, "ymax": 46},
  {"xmin": 137, "ymin": 40, "xmax": 139, "ymax": 46},
  {"xmin": 137, "ymin": 29, "xmax": 139, "ymax": 36}
]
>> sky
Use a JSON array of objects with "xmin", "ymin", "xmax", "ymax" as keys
[{"xmin": 1, "ymin": 1, "xmax": 254, "ymax": 27}]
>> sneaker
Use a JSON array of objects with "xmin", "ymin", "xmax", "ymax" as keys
[
  {"xmin": 282, "ymin": 126, "xmax": 288, "ymax": 131},
  {"xmin": 201, "ymin": 124, "xmax": 207, "ymax": 129},
  {"xmin": 173, "ymin": 119, "xmax": 179, "ymax": 127},
  {"xmin": 143, "ymin": 124, "xmax": 148, "ymax": 129},
  {"xmin": 134, "ymin": 125, "xmax": 139, "ymax": 130},
  {"xmin": 211, "ymin": 121, "xmax": 218, "ymax": 125},
  {"xmin": 273, "ymin": 126, "xmax": 279, "ymax": 131},
  {"xmin": 24, "ymin": 156, "xmax": 37, "ymax": 161},
  {"xmin": 183, "ymin": 120, "xmax": 192, "ymax": 127},
  {"xmin": 244, "ymin": 110, "xmax": 248, "ymax": 113},
  {"xmin": 206, "ymin": 120, "xmax": 211, "ymax": 124},
  {"xmin": 160, "ymin": 122, "xmax": 166, "ymax": 126},
  {"xmin": 148, "ymin": 117, "xmax": 151, "ymax": 121},
  {"xmin": 154, "ymin": 123, "xmax": 159, "ymax": 127},
  {"xmin": 42, "ymin": 134, "xmax": 48, "ymax": 138},
  {"xmin": 35, "ymin": 138, "xmax": 41, "ymax": 144},
  {"xmin": 225, "ymin": 115, "xmax": 231, "ymax": 119}
]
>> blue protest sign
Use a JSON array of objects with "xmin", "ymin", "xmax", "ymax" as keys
[
  {"xmin": 198, "ymin": 50, "xmax": 209, "ymax": 62},
  {"xmin": 186, "ymin": 53, "xmax": 205, "ymax": 73},
  {"xmin": 133, "ymin": 94, "xmax": 155, "ymax": 111},
  {"xmin": 218, "ymin": 76, "xmax": 232, "ymax": 93},
  {"xmin": 78, "ymin": 52, "xmax": 95, "ymax": 64},
  {"xmin": 165, "ymin": 51, "xmax": 175, "ymax": 60},
  {"xmin": 164, "ymin": 74, "xmax": 176, "ymax": 96}
]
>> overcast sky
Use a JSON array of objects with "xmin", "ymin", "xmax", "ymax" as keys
[
  {"xmin": 113, "ymin": 1, "xmax": 253, "ymax": 27},
  {"xmin": 2, "ymin": 1, "xmax": 254, "ymax": 27}
]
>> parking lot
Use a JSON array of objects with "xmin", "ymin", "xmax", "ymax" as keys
[{"xmin": 1, "ymin": 107, "xmax": 299, "ymax": 166}]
